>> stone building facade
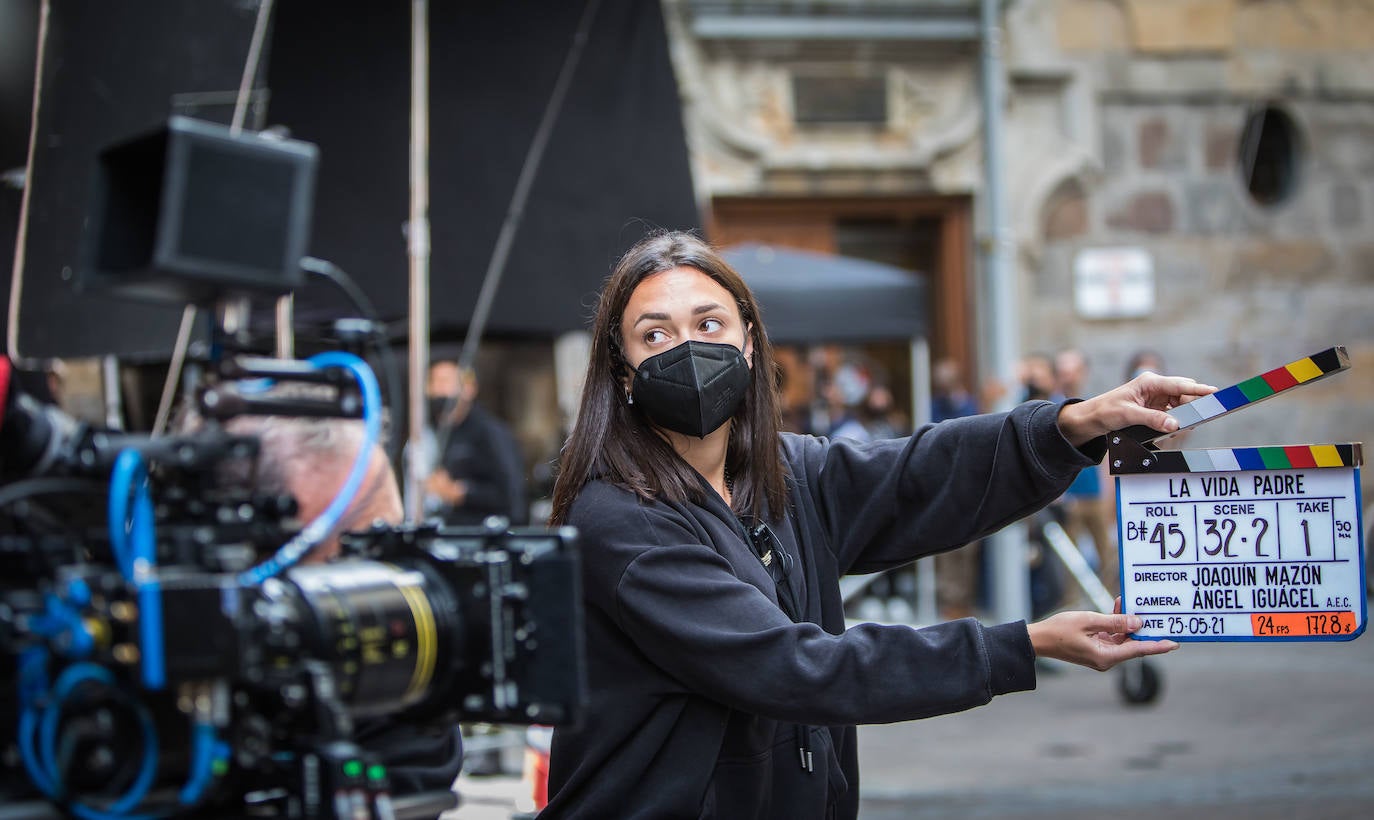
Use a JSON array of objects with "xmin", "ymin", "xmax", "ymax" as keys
[{"xmin": 665, "ymin": 0, "xmax": 1374, "ymax": 500}]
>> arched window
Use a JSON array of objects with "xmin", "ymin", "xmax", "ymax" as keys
[{"xmin": 1238, "ymin": 105, "xmax": 1302, "ymax": 207}]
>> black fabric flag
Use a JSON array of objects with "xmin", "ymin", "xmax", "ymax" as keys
[{"xmin": 11, "ymin": 0, "xmax": 698, "ymax": 359}]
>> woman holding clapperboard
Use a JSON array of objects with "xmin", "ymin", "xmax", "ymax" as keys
[{"xmin": 541, "ymin": 230, "xmax": 1218, "ymax": 820}]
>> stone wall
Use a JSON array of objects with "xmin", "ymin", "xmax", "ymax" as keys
[{"xmin": 1015, "ymin": 0, "xmax": 1374, "ymax": 500}]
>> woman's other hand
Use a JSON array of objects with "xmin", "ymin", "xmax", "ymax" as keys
[{"xmin": 1027, "ymin": 597, "xmax": 1179, "ymax": 671}]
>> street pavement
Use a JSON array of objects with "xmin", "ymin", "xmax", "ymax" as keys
[
  {"xmin": 446, "ymin": 774, "xmax": 527, "ymax": 820},
  {"xmin": 448, "ymin": 615, "xmax": 1374, "ymax": 819},
  {"xmin": 857, "ymin": 625, "xmax": 1374, "ymax": 819}
]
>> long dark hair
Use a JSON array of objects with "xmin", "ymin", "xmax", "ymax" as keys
[{"xmin": 549, "ymin": 231, "xmax": 786, "ymax": 524}]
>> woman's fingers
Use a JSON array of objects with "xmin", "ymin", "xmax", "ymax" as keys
[{"xmin": 1030, "ymin": 610, "xmax": 1180, "ymax": 671}]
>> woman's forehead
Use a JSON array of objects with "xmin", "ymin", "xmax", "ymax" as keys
[{"xmin": 623, "ymin": 267, "xmax": 737, "ymax": 318}]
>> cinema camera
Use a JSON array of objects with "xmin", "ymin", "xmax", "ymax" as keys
[{"xmin": 0, "ymin": 118, "xmax": 585, "ymax": 820}]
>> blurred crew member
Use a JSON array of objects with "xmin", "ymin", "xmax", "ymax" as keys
[{"xmin": 423, "ymin": 361, "xmax": 528, "ymax": 526}]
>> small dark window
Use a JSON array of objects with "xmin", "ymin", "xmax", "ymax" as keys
[
  {"xmin": 1238, "ymin": 105, "xmax": 1301, "ymax": 207},
  {"xmin": 792, "ymin": 75, "xmax": 887, "ymax": 125}
]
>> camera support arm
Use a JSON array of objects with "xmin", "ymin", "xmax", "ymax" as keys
[{"xmin": 198, "ymin": 356, "xmax": 366, "ymax": 422}]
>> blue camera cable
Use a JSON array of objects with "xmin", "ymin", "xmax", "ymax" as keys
[{"xmin": 107, "ymin": 449, "xmax": 164, "ymax": 691}]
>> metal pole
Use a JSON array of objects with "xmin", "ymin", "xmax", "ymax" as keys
[
  {"xmin": 980, "ymin": 0, "xmax": 1030, "ymax": 624},
  {"xmin": 911, "ymin": 337, "xmax": 938, "ymax": 625},
  {"xmin": 405, "ymin": 0, "xmax": 432, "ymax": 522},
  {"xmin": 7, "ymin": 0, "xmax": 48, "ymax": 362},
  {"xmin": 275, "ymin": 295, "xmax": 294, "ymax": 359},
  {"xmin": 101, "ymin": 355, "xmax": 124, "ymax": 430}
]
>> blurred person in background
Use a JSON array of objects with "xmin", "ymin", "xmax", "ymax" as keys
[
  {"xmin": 823, "ymin": 357, "xmax": 873, "ymax": 442},
  {"xmin": 422, "ymin": 360, "xmax": 529, "ymax": 527},
  {"xmin": 858, "ymin": 382, "xmax": 905, "ymax": 441},
  {"xmin": 1125, "ymin": 349, "xmax": 1167, "ymax": 381},
  {"xmin": 930, "ymin": 356, "xmax": 978, "ymax": 424},
  {"xmin": 1019, "ymin": 351, "xmax": 1061, "ymax": 403},
  {"xmin": 830, "ymin": 364, "xmax": 906, "ymax": 444}
]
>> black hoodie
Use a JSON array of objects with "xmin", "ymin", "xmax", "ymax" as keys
[{"xmin": 544, "ymin": 400, "xmax": 1101, "ymax": 819}]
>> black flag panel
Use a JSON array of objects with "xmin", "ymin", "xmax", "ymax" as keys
[
  {"xmin": 10, "ymin": 0, "xmax": 698, "ymax": 359},
  {"xmin": 10, "ymin": 0, "xmax": 261, "ymax": 359}
]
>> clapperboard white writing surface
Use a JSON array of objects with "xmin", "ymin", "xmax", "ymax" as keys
[{"xmin": 1110, "ymin": 347, "xmax": 1366, "ymax": 642}]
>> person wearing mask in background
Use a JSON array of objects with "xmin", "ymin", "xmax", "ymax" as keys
[
  {"xmin": 857, "ymin": 382, "xmax": 905, "ymax": 441},
  {"xmin": 423, "ymin": 360, "xmax": 528, "ymax": 526},
  {"xmin": 541, "ymin": 230, "xmax": 1211, "ymax": 819}
]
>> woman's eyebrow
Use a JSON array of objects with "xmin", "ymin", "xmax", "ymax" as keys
[
  {"xmin": 631, "ymin": 302, "xmax": 727, "ymax": 328},
  {"xmin": 631, "ymin": 310, "xmax": 670, "ymax": 327}
]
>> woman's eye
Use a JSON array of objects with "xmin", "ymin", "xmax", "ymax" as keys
[
  {"xmin": 701, "ymin": 318, "xmax": 723, "ymax": 333},
  {"xmin": 644, "ymin": 329, "xmax": 668, "ymax": 344}
]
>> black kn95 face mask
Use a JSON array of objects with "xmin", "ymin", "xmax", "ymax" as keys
[{"xmin": 628, "ymin": 340, "xmax": 751, "ymax": 438}]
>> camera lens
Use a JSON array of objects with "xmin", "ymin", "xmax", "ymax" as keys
[{"xmin": 280, "ymin": 560, "xmax": 460, "ymax": 718}]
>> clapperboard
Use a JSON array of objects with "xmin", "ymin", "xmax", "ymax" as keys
[{"xmin": 1111, "ymin": 347, "xmax": 1366, "ymax": 642}]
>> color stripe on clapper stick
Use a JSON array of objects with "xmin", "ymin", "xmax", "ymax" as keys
[
  {"xmin": 1127, "ymin": 347, "xmax": 1350, "ymax": 445},
  {"xmin": 1112, "ymin": 443, "xmax": 1364, "ymax": 475}
]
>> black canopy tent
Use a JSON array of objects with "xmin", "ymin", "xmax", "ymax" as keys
[
  {"xmin": 8, "ymin": 0, "xmax": 698, "ymax": 360},
  {"xmin": 719, "ymin": 242, "xmax": 928, "ymax": 345}
]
